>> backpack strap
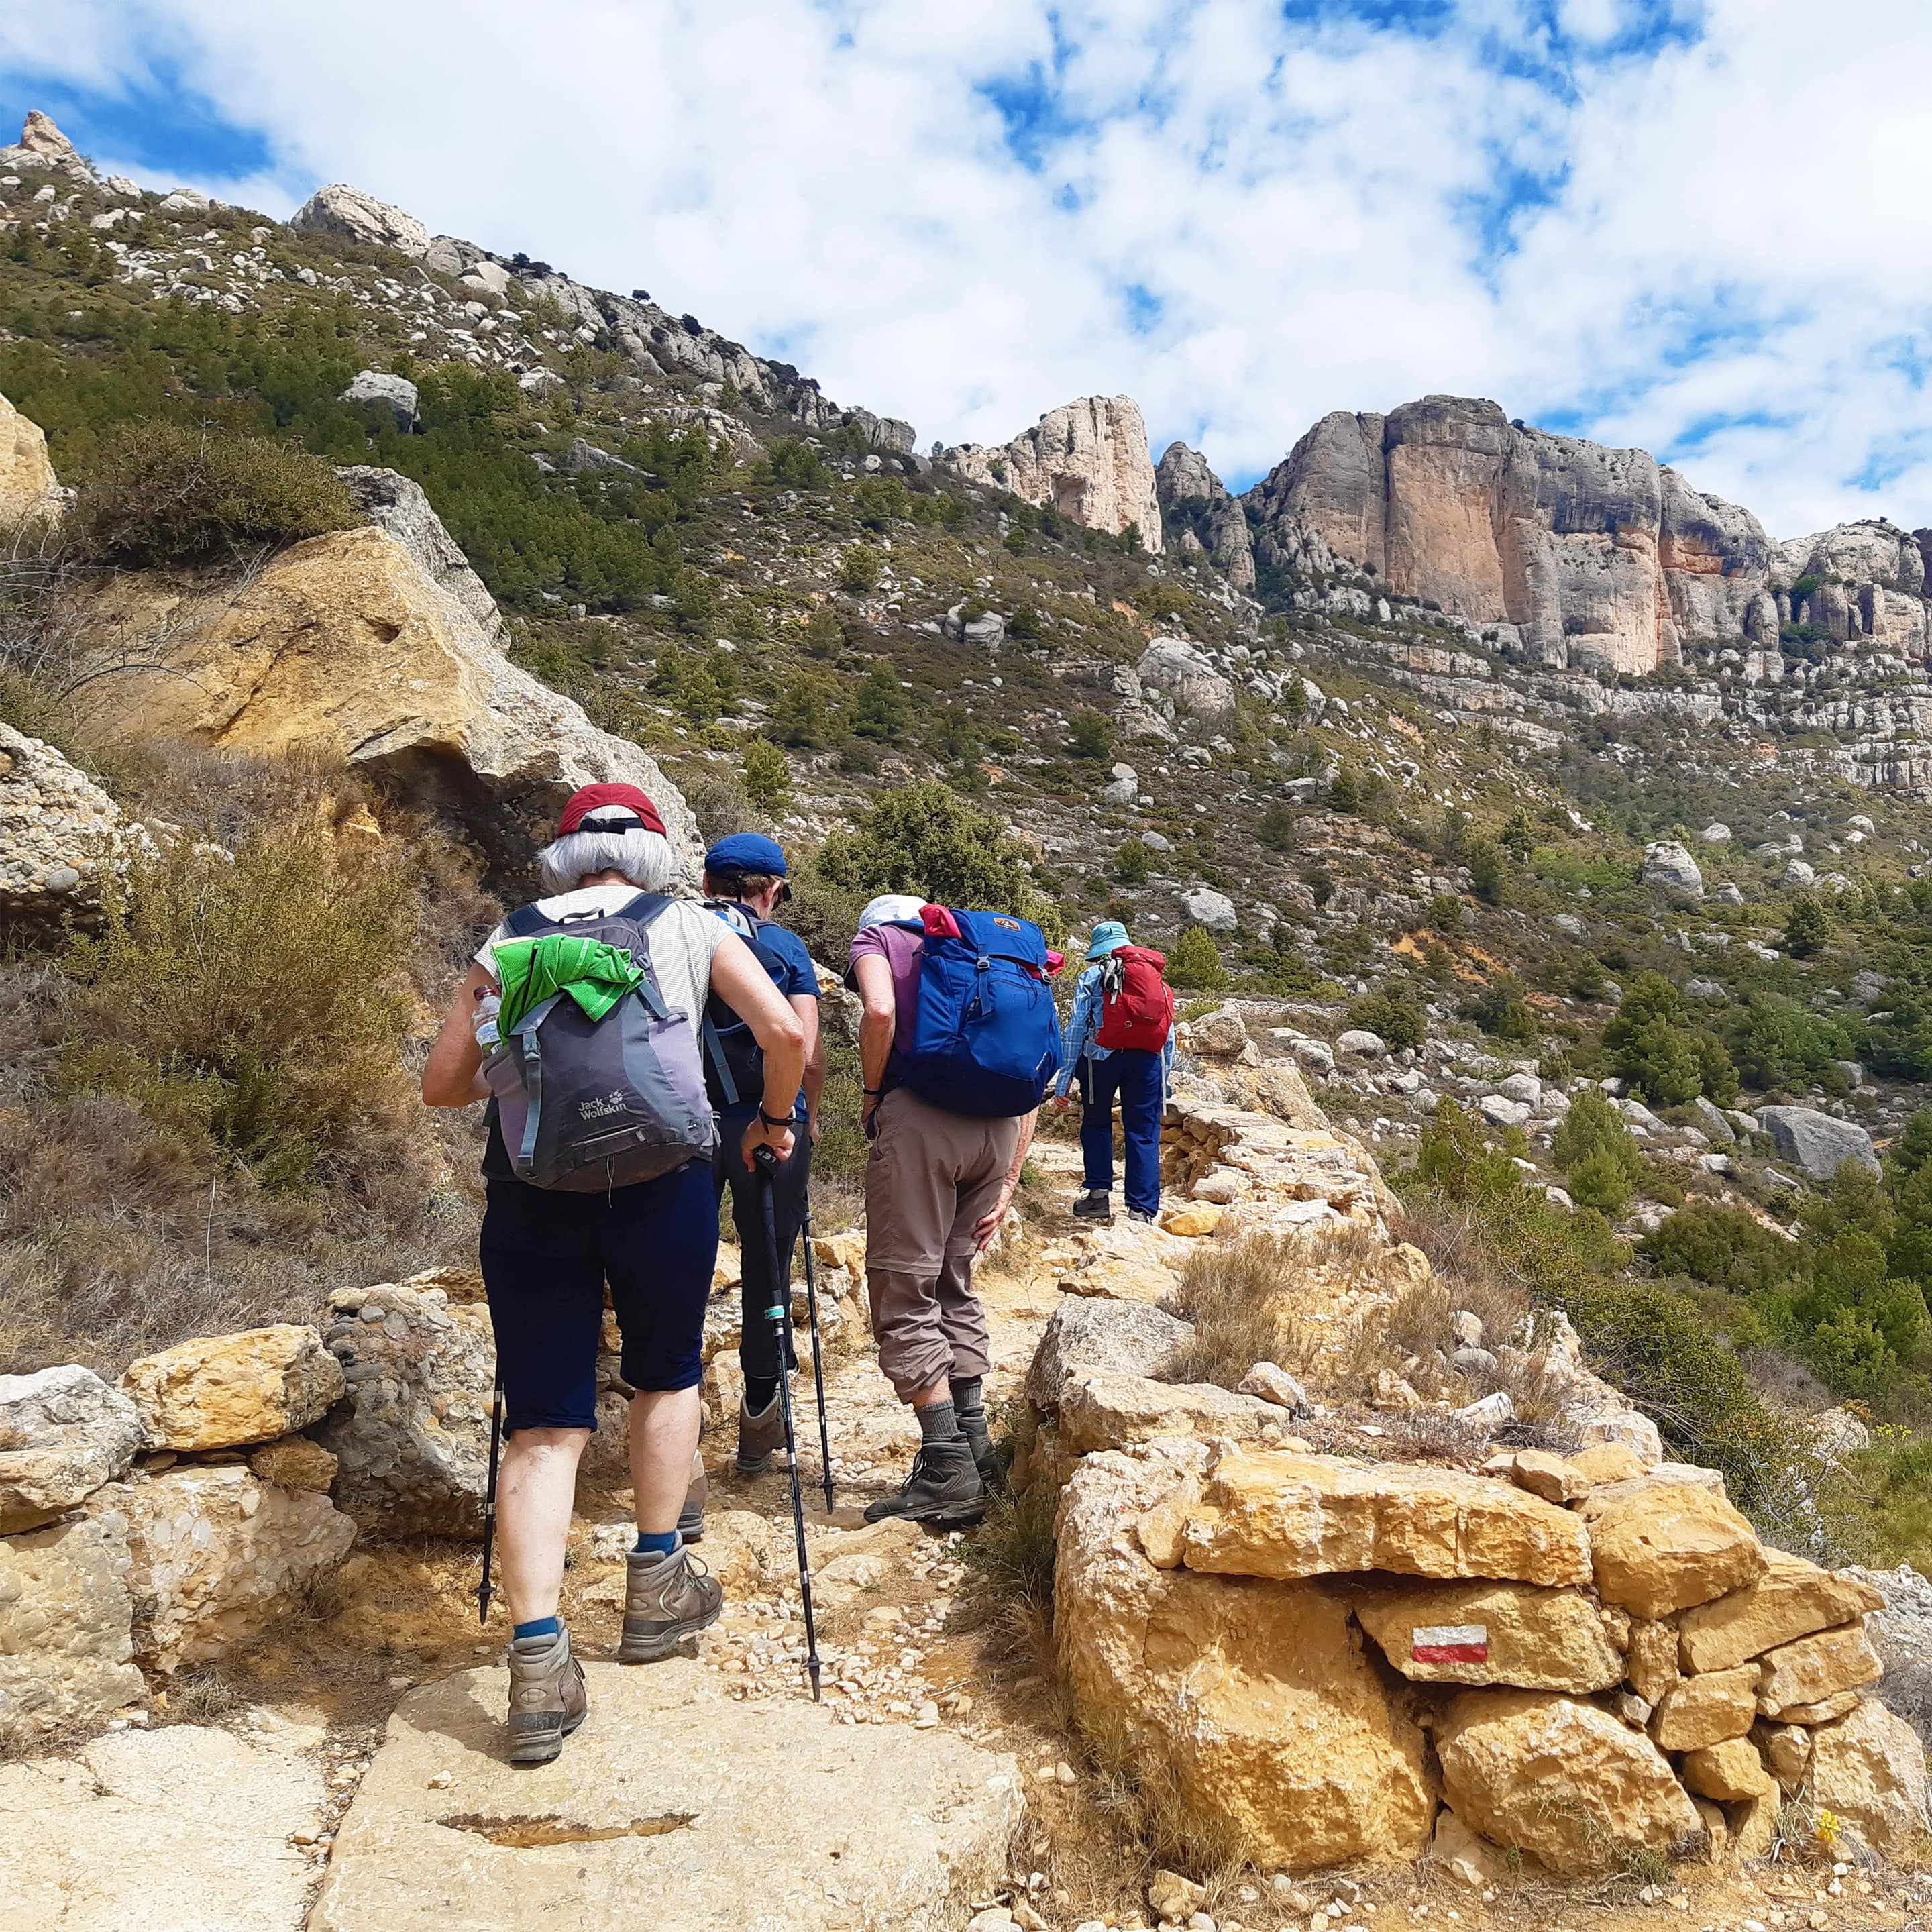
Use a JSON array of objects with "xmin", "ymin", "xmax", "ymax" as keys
[
  {"xmin": 702, "ymin": 1012, "xmax": 741, "ymax": 1106},
  {"xmin": 502, "ymin": 900, "xmax": 553, "ymax": 938}
]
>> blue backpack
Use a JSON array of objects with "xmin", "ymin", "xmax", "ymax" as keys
[
  {"xmin": 698, "ymin": 899, "xmax": 793, "ymax": 1109},
  {"xmin": 898, "ymin": 909, "xmax": 1064, "ymax": 1118}
]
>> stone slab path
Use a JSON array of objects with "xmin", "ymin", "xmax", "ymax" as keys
[{"xmin": 308, "ymin": 1657, "xmax": 1022, "ymax": 1932}]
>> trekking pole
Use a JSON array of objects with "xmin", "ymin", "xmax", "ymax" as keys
[
  {"xmin": 798, "ymin": 1200, "xmax": 836, "ymax": 1513},
  {"xmin": 755, "ymin": 1144, "xmax": 822, "ymax": 1701},
  {"xmin": 477, "ymin": 1368, "xmax": 504, "ymax": 1626}
]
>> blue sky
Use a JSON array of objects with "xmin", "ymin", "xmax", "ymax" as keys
[{"xmin": 5, "ymin": 1, "xmax": 1931, "ymax": 537}]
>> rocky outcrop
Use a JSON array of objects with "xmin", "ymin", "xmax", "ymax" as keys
[
  {"xmin": 0, "ymin": 388, "xmax": 62, "ymax": 527},
  {"xmin": 87, "ymin": 1464, "xmax": 356, "ymax": 1672},
  {"xmin": 1244, "ymin": 396, "xmax": 1772, "ymax": 672},
  {"xmin": 121, "ymin": 1325, "xmax": 345, "ymax": 1452},
  {"xmin": 334, "ymin": 464, "xmax": 502, "ymax": 641},
  {"xmin": 0, "ymin": 1517, "xmax": 145, "ymax": 1744},
  {"xmin": 290, "ymin": 184, "xmax": 433, "ymax": 257},
  {"xmin": 314, "ymin": 1275, "xmax": 495, "ymax": 1536},
  {"xmin": 1807, "ymin": 1697, "xmax": 1932, "ymax": 1853},
  {"xmin": 943, "ymin": 396, "xmax": 1163, "ymax": 551},
  {"xmin": 0, "ymin": 723, "xmax": 147, "ymax": 929},
  {"xmin": 69, "ymin": 524, "xmax": 699, "ymax": 876},
  {"xmin": 1156, "ymin": 441, "xmax": 1254, "ymax": 586},
  {"xmin": 0, "ymin": 110, "xmax": 93, "ymax": 184},
  {"xmin": 0, "ymin": 1366, "xmax": 146, "ymax": 1532},
  {"xmin": 1136, "ymin": 636, "xmax": 1236, "ymax": 719},
  {"xmin": 1755, "ymin": 1104, "xmax": 1880, "ymax": 1179}
]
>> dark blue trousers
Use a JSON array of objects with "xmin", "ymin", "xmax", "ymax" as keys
[{"xmin": 1077, "ymin": 1049, "xmax": 1164, "ymax": 1216}]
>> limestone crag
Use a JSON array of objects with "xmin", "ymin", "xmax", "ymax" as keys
[
  {"xmin": 943, "ymin": 396, "xmax": 1163, "ymax": 550},
  {"xmin": 0, "ymin": 110, "xmax": 93, "ymax": 184},
  {"xmin": 1156, "ymin": 441, "xmax": 1255, "ymax": 587},
  {"xmin": 0, "ymin": 723, "xmax": 150, "ymax": 928},
  {"xmin": 0, "ymin": 387, "xmax": 62, "ymax": 526},
  {"xmin": 0, "ymin": 1517, "xmax": 144, "ymax": 1745},
  {"xmin": 335, "ymin": 464, "xmax": 503, "ymax": 641},
  {"xmin": 0, "ymin": 1365, "xmax": 146, "ymax": 1532},
  {"xmin": 290, "ymin": 184, "xmax": 433, "ymax": 258},
  {"xmin": 69, "ymin": 523, "xmax": 700, "ymax": 875}
]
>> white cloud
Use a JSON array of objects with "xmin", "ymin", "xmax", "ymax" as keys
[{"xmin": 6, "ymin": 0, "xmax": 1932, "ymax": 537}]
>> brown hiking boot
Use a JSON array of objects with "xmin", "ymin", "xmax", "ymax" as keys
[
  {"xmin": 862, "ymin": 1437, "xmax": 987, "ymax": 1528},
  {"xmin": 735, "ymin": 1389, "xmax": 786, "ymax": 1474},
  {"xmin": 505, "ymin": 1623, "xmax": 587, "ymax": 1766},
  {"xmin": 677, "ymin": 1447, "xmax": 706, "ymax": 1542},
  {"xmin": 616, "ymin": 1544, "xmax": 722, "ymax": 1663}
]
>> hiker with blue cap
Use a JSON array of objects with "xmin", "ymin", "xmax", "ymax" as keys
[
  {"xmin": 1051, "ymin": 919, "xmax": 1176, "ymax": 1223},
  {"xmin": 697, "ymin": 833, "xmax": 825, "ymax": 1485}
]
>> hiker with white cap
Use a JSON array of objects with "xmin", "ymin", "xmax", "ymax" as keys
[
  {"xmin": 1051, "ymin": 918, "xmax": 1175, "ymax": 1224},
  {"xmin": 421, "ymin": 783, "xmax": 806, "ymax": 1764},
  {"xmin": 846, "ymin": 892, "xmax": 1061, "ymax": 1524}
]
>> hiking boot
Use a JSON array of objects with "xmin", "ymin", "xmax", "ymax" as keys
[
  {"xmin": 1071, "ymin": 1189, "xmax": 1112, "ymax": 1220},
  {"xmin": 735, "ymin": 1389, "xmax": 786, "ymax": 1474},
  {"xmin": 616, "ymin": 1544, "xmax": 722, "ymax": 1664},
  {"xmin": 677, "ymin": 1448, "xmax": 706, "ymax": 1544},
  {"xmin": 863, "ymin": 1438, "xmax": 987, "ymax": 1528},
  {"xmin": 1126, "ymin": 1208, "xmax": 1157, "ymax": 1224},
  {"xmin": 505, "ymin": 1624, "xmax": 587, "ymax": 1766},
  {"xmin": 963, "ymin": 1423, "xmax": 1006, "ymax": 1495}
]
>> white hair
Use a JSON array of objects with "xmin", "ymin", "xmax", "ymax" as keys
[{"xmin": 537, "ymin": 827, "xmax": 678, "ymax": 897}]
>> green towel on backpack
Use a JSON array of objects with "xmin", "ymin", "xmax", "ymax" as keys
[{"xmin": 492, "ymin": 934, "xmax": 647, "ymax": 1038}]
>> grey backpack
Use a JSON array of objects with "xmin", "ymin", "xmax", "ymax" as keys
[{"xmin": 482, "ymin": 893, "xmax": 717, "ymax": 1191}]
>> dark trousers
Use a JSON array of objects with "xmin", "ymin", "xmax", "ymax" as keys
[
  {"xmin": 714, "ymin": 1104, "xmax": 811, "ymax": 1383},
  {"xmin": 1077, "ymin": 1050, "xmax": 1164, "ymax": 1216}
]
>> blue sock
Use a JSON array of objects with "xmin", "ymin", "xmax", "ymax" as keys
[
  {"xmin": 512, "ymin": 1615, "xmax": 560, "ymax": 1642},
  {"xmin": 634, "ymin": 1529, "xmax": 678, "ymax": 1560}
]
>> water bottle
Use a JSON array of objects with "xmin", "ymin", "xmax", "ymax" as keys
[{"xmin": 473, "ymin": 991, "xmax": 501, "ymax": 1052}]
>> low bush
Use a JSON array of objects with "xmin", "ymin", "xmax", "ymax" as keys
[
  {"xmin": 1346, "ymin": 987, "xmax": 1424, "ymax": 1052},
  {"xmin": 1167, "ymin": 925, "xmax": 1226, "ymax": 993},
  {"xmin": 72, "ymin": 421, "xmax": 360, "ymax": 566},
  {"xmin": 1166, "ymin": 1233, "xmax": 1301, "ymax": 1387},
  {"xmin": 815, "ymin": 781, "xmax": 1041, "ymax": 916}
]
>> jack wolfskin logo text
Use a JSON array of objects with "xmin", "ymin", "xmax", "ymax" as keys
[{"xmin": 579, "ymin": 1091, "xmax": 629, "ymax": 1120}]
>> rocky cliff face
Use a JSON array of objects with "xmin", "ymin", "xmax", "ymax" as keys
[
  {"xmin": 0, "ymin": 388, "xmax": 62, "ymax": 528},
  {"xmin": 1155, "ymin": 442, "xmax": 1254, "ymax": 587},
  {"xmin": 943, "ymin": 396, "xmax": 1164, "ymax": 551},
  {"xmin": 1246, "ymin": 396, "xmax": 1778, "ymax": 674}
]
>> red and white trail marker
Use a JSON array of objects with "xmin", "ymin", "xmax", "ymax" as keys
[{"xmin": 1411, "ymin": 1623, "xmax": 1489, "ymax": 1665}]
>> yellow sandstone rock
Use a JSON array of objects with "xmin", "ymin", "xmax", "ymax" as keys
[
  {"xmin": 1807, "ymin": 1697, "xmax": 1932, "ymax": 1853},
  {"xmin": 1678, "ymin": 1736, "xmax": 1777, "ymax": 1803},
  {"xmin": 1676, "ymin": 1548, "xmax": 1884, "ymax": 1674},
  {"xmin": 1352, "ymin": 1578, "xmax": 1623, "ymax": 1691},
  {"xmin": 1505, "ymin": 1449, "xmax": 1589, "ymax": 1504},
  {"xmin": 1581, "ymin": 1480, "xmax": 1766, "ymax": 1619},
  {"xmin": 1566, "ymin": 1442, "xmax": 1645, "ymax": 1486},
  {"xmin": 1057, "ymin": 1373, "xmax": 1283, "ymax": 1459},
  {"xmin": 246, "ymin": 1436, "xmax": 339, "ymax": 1493},
  {"xmin": 1435, "ymin": 1688, "xmax": 1704, "ymax": 1876},
  {"xmin": 122, "ymin": 1326, "xmax": 346, "ymax": 1452},
  {"xmin": 1754, "ymin": 1623, "xmax": 1883, "ymax": 1719},
  {"xmin": 1625, "ymin": 1618, "xmax": 1682, "ymax": 1706},
  {"xmin": 1649, "ymin": 1662, "xmax": 1760, "ymax": 1751},
  {"xmin": 1752, "ymin": 1718, "xmax": 1813, "ymax": 1794},
  {"xmin": 1057, "ymin": 1447, "xmax": 1437, "ymax": 1870},
  {"xmin": 1179, "ymin": 1448, "xmax": 1592, "ymax": 1587},
  {"xmin": 0, "ymin": 389, "xmax": 61, "ymax": 529}
]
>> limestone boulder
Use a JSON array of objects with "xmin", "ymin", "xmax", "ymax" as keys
[
  {"xmin": 1179, "ymin": 883, "xmax": 1239, "ymax": 932},
  {"xmin": 87, "ymin": 1463, "xmax": 354, "ymax": 1672},
  {"xmin": 942, "ymin": 396, "xmax": 1162, "ymax": 549},
  {"xmin": 70, "ymin": 525, "xmax": 698, "ymax": 877},
  {"xmin": 1435, "ymin": 1689, "xmax": 1705, "ymax": 1876},
  {"xmin": 0, "ymin": 1721, "xmax": 331, "ymax": 1932},
  {"xmin": 1755, "ymin": 1622, "xmax": 1884, "ymax": 1719},
  {"xmin": 290, "ymin": 182, "xmax": 433, "ymax": 256},
  {"xmin": 0, "ymin": 1517, "xmax": 144, "ymax": 1745},
  {"xmin": 1024, "ymin": 1298, "xmax": 1191, "ymax": 1411},
  {"xmin": 1755, "ymin": 1718, "xmax": 1813, "ymax": 1793},
  {"xmin": 1650, "ymin": 1662, "xmax": 1760, "ymax": 1750},
  {"xmin": 1642, "ymin": 841, "xmax": 1704, "ymax": 900},
  {"xmin": 1625, "ymin": 1617, "xmax": 1681, "ymax": 1706},
  {"xmin": 310, "ymin": 1658, "xmax": 1023, "ymax": 1931},
  {"xmin": 1581, "ymin": 1479, "xmax": 1766, "ymax": 1619},
  {"xmin": 1187, "ymin": 1004, "xmax": 1249, "ymax": 1056},
  {"xmin": 1177, "ymin": 1447, "xmax": 1592, "ymax": 1587},
  {"xmin": 1807, "ymin": 1697, "xmax": 1932, "ymax": 1854},
  {"xmin": 314, "ymin": 1279, "xmax": 496, "ymax": 1535},
  {"xmin": 1352, "ymin": 1578, "xmax": 1623, "ymax": 1692},
  {"xmin": 1058, "ymin": 1372, "xmax": 1287, "ymax": 1462},
  {"xmin": 335, "ymin": 465, "xmax": 502, "ymax": 641},
  {"xmin": 1680, "ymin": 1737, "xmax": 1776, "ymax": 1803},
  {"xmin": 0, "ymin": 387, "xmax": 62, "ymax": 527},
  {"xmin": 0, "ymin": 1364, "xmax": 145, "ymax": 1530},
  {"xmin": 1678, "ymin": 1548, "xmax": 1884, "ymax": 1674},
  {"xmin": 0, "ymin": 723, "xmax": 144, "ymax": 930},
  {"xmin": 1754, "ymin": 1105, "xmax": 1879, "ymax": 1180},
  {"xmin": 1057, "ymin": 1446, "xmax": 1437, "ymax": 1870},
  {"xmin": 248, "ymin": 1436, "xmax": 339, "ymax": 1492},
  {"xmin": 338, "ymin": 371, "xmax": 419, "ymax": 429},
  {"xmin": 121, "ymin": 1324, "xmax": 345, "ymax": 1451}
]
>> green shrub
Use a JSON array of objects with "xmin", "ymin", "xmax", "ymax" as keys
[
  {"xmin": 62, "ymin": 820, "xmax": 413, "ymax": 1188},
  {"xmin": 1167, "ymin": 924, "xmax": 1226, "ymax": 992},
  {"xmin": 838, "ymin": 542, "xmax": 882, "ymax": 592},
  {"xmin": 849, "ymin": 667, "xmax": 907, "ymax": 742},
  {"xmin": 73, "ymin": 421, "xmax": 359, "ymax": 566},
  {"xmin": 1464, "ymin": 836, "xmax": 1508, "ymax": 905},
  {"xmin": 1112, "ymin": 838, "xmax": 1150, "ymax": 885},
  {"xmin": 1606, "ymin": 972, "xmax": 1737, "ymax": 1104},
  {"xmin": 1257, "ymin": 802, "xmax": 1297, "ymax": 851},
  {"xmin": 1463, "ymin": 976, "xmax": 1536, "ymax": 1041},
  {"xmin": 1785, "ymin": 893, "xmax": 1832, "ymax": 959},
  {"xmin": 1346, "ymin": 987, "xmax": 1425, "ymax": 1053},
  {"xmin": 815, "ymin": 781, "xmax": 1040, "ymax": 914},
  {"xmin": 741, "ymin": 739, "xmax": 791, "ymax": 812},
  {"xmin": 1568, "ymin": 1146, "xmax": 1633, "ymax": 1214},
  {"xmin": 1638, "ymin": 1201, "xmax": 1797, "ymax": 1298},
  {"xmin": 1328, "ymin": 767, "xmax": 1362, "ymax": 813},
  {"xmin": 1551, "ymin": 1088, "xmax": 1646, "ymax": 1195},
  {"xmin": 1067, "ymin": 710, "xmax": 1112, "ymax": 761}
]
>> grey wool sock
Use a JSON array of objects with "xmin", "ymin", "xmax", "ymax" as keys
[
  {"xmin": 916, "ymin": 1399, "xmax": 963, "ymax": 1444},
  {"xmin": 949, "ymin": 1377, "xmax": 986, "ymax": 1431}
]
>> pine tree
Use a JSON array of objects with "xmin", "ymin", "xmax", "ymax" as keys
[{"xmin": 1168, "ymin": 925, "xmax": 1226, "ymax": 991}]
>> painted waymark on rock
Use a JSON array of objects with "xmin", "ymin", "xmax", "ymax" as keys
[{"xmin": 1413, "ymin": 1623, "xmax": 1489, "ymax": 1665}]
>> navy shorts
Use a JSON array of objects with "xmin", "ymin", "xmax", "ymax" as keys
[{"xmin": 479, "ymin": 1158, "xmax": 719, "ymax": 1433}]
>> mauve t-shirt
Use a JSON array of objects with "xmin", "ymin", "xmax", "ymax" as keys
[{"xmin": 847, "ymin": 922, "xmax": 925, "ymax": 1056}]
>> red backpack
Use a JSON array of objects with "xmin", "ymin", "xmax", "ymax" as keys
[{"xmin": 1094, "ymin": 946, "xmax": 1174, "ymax": 1051}]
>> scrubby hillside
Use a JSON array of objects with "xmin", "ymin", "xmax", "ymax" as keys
[{"xmin": 10, "ymin": 111, "xmax": 1932, "ymax": 1574}]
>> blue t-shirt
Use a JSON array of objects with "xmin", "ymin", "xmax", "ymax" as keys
[{"xmin": 706, "ymin": 902, "xmax": 818, "ymax": 1114}]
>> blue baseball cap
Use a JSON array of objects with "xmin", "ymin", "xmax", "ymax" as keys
[
  {"xmin": 1087, "ymin": 920, "xmax": 1130, "ymax": 959},
  {"xmin": 704, "ymin": 832, "xmax": 788, "ymax": 877}
]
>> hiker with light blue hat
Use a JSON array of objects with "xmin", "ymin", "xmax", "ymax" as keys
[{"xmin": 1052, "ymin": 919, "xmax": 1175, "ymax": 1223}]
